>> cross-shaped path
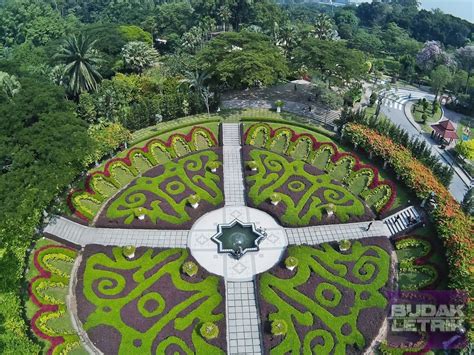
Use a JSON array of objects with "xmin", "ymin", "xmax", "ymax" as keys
[{"xmin": 45, "ymin": 123, "xmax": 411, "ymax": 355}]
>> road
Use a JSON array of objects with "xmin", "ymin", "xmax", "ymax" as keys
[{"xmin": 378, "ymin": 88, "xmax": 470, "ymax": 202}]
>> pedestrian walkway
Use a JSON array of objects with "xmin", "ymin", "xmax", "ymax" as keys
[
  {"xmin": 44, "ymin": 217, "xmax": 188, "ymax": 247},
  {"xmin": 379, "ymin": 88, "xmax": 434, "ymax": 111},
  {"xmin": 285, "ymin": 220, "xmax": 390, "ymax": 245},
  {"xmin": 383, "ymin": 206, "xmax": 421, "ymax": 236},
  {"xmin": 222, "ymin": 123, "xmax": 246, "ymax": 206},
  {"xmin": 226, "ymin": 281, "xmax": 262, "ymax": 355}
]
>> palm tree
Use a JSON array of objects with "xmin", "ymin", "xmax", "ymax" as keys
[
  {"xmin": 180, "ymin": 71, "xmax": 213, "ymax": 115},
  {"xmin": 121, "ymin": 41, "xmax": 160, "ymax": 73},
  {"xmin": 218, "ymin": 6, "xmax": 232, "ymax": 32},
  {"xmin": 55, "ymin": 34, "xmax": 102, "ymax": 97},
  {"xmin": 0, "ymin": 71, "xmax": 21, "ymax": 99},
  {"xmin": 312, "ymin": 14, "xmax": 336, "ymax": 40}
]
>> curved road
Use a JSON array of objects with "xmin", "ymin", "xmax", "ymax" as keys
[{"xmin": 379, "ymin": 88, "xmax": 470, "ymax": 202}]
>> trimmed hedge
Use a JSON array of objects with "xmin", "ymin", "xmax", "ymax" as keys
[
  {"xmin": 342, "ymin": 123, "xmax": 473, "ymax": 294},
  {"xmin": 68, "ymin": 126, "xmax": 218, "ymax": 222},
  {"xmin": 27, "ymin": 245, "xmax": 80, "ymax": 354},
  {"xmin": 77, "ymin": 246, "xmax": 226, "ymax": 354},
  {"xmin": 258, "ymin": 239, "xmax": 392, "ymax": 353},
  {"xmin": 244, "ymin": 123, "xmax": 396, "ymax": 213}
]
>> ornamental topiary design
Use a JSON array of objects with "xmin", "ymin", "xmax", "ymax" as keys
[
  {"xmin": 258, "ymin": 239, "xmax": 393, "ymax": 353},
  {"xmin": 244, "ymin": 148, "xmax": 373, "ymax": 226},
  {"xmin": 200, "ymin": 322, "xmax": 219, "ymax": 340},
  {"xmin": 284, "ymin": 256, "xmax": 298, "ymax": 271},
  {"xmin": 243, "ymin": 123, "xmax": 395, "ymax": 214},
  {"xmin": 68, "ymin": 126, "xmax": 218, "ymax": 222},
  {"xmin": 28, "ymin": 245, "xmax": 81, "ymax": 354},
  {"xmin": 76, "ymin": 246, "xmax": 226, "ymax": 354},
  {"xmin": 99, "ymin": 150, "xmax": 224, "ymax": 228},
  {"xmin": 182, "ymin": 261, "xmax": 198, "ymax": 277}
]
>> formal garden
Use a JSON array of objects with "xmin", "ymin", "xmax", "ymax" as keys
[{"xmin": 16, "ymin": 108, "xmax": 470, "ymax": 355}]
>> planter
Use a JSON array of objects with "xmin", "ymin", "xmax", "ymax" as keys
[
  {"xmin": 137, "ymin": 214, "xmax": 145, "ymax": 220},
  {"xmin": 286, "ymin": 265, "xmax": 296, "ymax": 271},
  {"xmin": 191, "ymin": 203, "xmax": 199, "ymax": 209},
  {"xmin": 211, "ymin": 168, "xmax": 217, "ymax": 173},
  {"xmin": 276, "ymin": 107, "xmax": 281, "ymax": 113},
  {"xmin": 326, "ymin": 210, "xmax": 334, "ymax": 217},
  {"xmin": 271, "ymin": 200, "xmax": 279, "ymax": 206}
]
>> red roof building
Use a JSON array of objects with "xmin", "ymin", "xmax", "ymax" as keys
[{"xmin": 431, "ymin": 119, "xmax": 458, "ymax": 143}]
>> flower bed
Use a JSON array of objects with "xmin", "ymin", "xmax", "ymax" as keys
[
  {"xmin": 68, "ymin": 126, "xmax": 218, "ymax": 222},
  {"xmin": 28, "ymin": 244, "xmax": 80, "ymax": 354},
  {"xmin": 342, "ymin": 123, "xmax": 473, "ymax": 297},
  {"xmin": 96, "ymin": 148, "xmax": 224, "ymax": 229},
  {"xmin": 76, "ymin": 245, "xmax": 226, "ymax": 354},
  {"xmin": 243, "ymin": 147, "xmax": 375, "ymax": 226},
  {"xmin": 257, "ymin": 237, "xmax": 394, "ymax": 354},
  {"xmin": 244, "ymin": 123, "xmax": 396, "ymax": 213}
]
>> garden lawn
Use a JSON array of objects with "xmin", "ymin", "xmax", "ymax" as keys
[
  {"xmin": 411, "ymin": 102, "xmax": 443, "ymax": 133},
  {"xmin": 96, "ymin": 148, "xmax": 224, "ymax": 229},
  {"xmin": 258, "ymin": 237, "xmax": 394, "ymax": 354},
  {"xmin": 76, "ymin": 246, "xmax": 226, "ymax": 355}
]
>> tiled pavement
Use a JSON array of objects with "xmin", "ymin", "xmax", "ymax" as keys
[
  {"xmin": 285, "ymin": 220, "xmax": 390, "ymax": 245},
  {"xmin": 383, "ymin": 206, "xmax": 421, "ymax": 236},
  {"xmin": 226, "ymin": 281, "xmax": 262, "ymax": 355},
  {"xmin": 44, "ymin": 217, "xmax": 188, "ymax": 247},
  {"xmin": 222, "ymin": 123, "xmax": 246, "ymax": 206}
]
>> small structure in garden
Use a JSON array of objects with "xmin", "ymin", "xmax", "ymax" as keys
[
  {"xmin": 211, "ymin": 219, "xmax": 266, "ymax": 259},
  {"xmin": 431, "ymin": 119, "xmax": 458, "ymax": 146}
]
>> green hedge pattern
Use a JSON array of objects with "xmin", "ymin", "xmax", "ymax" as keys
[
  {"xmin": 245, "ymin": 149, "xmax": 368, "ymax": 226},
  {"xmin": 259, "ymin": 241, "xmax": 391, "ymax": 354},
  {"xmin": 105, "ymin": 149, "xmax": 223, "ymax": 225},
  {"xmin": 244, "ymin": 123, "xmax": 395, "ymax": 213},
  {"xmin": 68, "ymin": 126, "xmax": 218, "ymax": 222},
  {"xmin": 78, "ymin": 247, "xmax": 225, "ymax": 354}
]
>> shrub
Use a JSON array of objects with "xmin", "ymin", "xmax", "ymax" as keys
[
  {"xmin": 271, "ymin": 319, "xmax": 288, "ymax": 336},
  {"xmin": 133, "ymin": 207, "xmax": 146, "ymax": 219},
  {"xmin": 188, "ymin": 194, "xmax": 201, "ymax": 206},
  {"xmin": 207, "ymin": 161, "xmax": 220, "ymax": 172},
  {"xmin": 369, "ymin": 93, "xmax": 377, "ymax": 107},
  {"xmin": 275, "ymin": 100, "xmax": 284, "ymax": 108},
  {"xmin": 339, "ymin": 239, "xmax": 351, "ymax": 251},
  {"xmin": 247, "ymin": 160, "xmax": 258, "ymax": 170},
  {"xmin": 421, "ymin": 113, "xmax": 428, "ymax": 123},
  {"xmin": 284, "ymin": 256, "xmax": 298, "ymax": 270},
  {"xmin": 325, "ymin": 203, "xmax": 336, "ymax": 215},
  {"xmin": 270, "ymin": 192, "xmax": 282, "ymax": 204},
  {"xmin": 182, "ymin": 261, "xmax": 198, "ymax": 277},
  {"xmin": 200, "ymin": 322, "xmax": 219, "ymax": 340},
  {"xmin": 122, "ymin": 245, "xmax": 136, "ymax": 259}
]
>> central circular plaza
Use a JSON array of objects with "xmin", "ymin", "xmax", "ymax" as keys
[{"xmin": 188, "ymin": 206, "xmax": 288, "ymax": 281}]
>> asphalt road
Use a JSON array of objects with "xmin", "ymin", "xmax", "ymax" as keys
[{"xmin": 380, "ymin": 89, "xmax": 470, "ymax": 202}]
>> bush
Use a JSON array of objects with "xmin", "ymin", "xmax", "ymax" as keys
[
  {"xmin": 421, "ymin": 113, "xmax": 428, "ymax": 123},
  {"xmin": 182, "ymin": 261, "xmax": 198, "ymax": 277},
  {"xmin": 247, "ymin": 160, "xmax": 258, "ymax": 170},
  {"xmin": 188, "ymin": 194, "xmax": 201, "ymax": 206},
  {"xmin": 369, "ymin": 93, "xmax": 377, "ymax": 107},
  {"xmin": 284, "ymin": 256, "xmax": 298, "ymax": 270},
  {"xmin": 339, "ymin": 239, "xmax": 351, "ymax": 251},
  {"xmin": 200, "ymin": 322, "xmax": 219, "ymax": 340},
  {"xmin": 207, "ymin": 161, "xmax": 220, "ymax": 171},
  {"xmin": 271, "ymin": 319, "xmax": 288, "ymax": 336},
  {"xmin": 122, "ymin": 245, "xmax": 136, "ymax": 258},
  {"xmin": 270, "ymin": 192, "xmax": 282, "ymax": 204},
  {"xmin": 275, "ymin": 100, "xmax": 284, "ymax": 108}
]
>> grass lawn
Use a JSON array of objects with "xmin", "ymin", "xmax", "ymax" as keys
[
  {"xmin": 258, "ymin": 238, "xmax": 393, "ymax": 354},
  {"xmin": 412, "ymin": 101, "xmax": 443, "ymax": 133}
]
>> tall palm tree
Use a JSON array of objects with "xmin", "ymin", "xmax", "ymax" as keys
[
  {"xmin": 218, "ymin": 6, "xmax": 232, "ymax": 32},
  {"xmin": 180, "ymin": 71, "xmax": 213, "ymax": 115},
  {"xmin": 312, "ymin": 14, "xmax": 336, "ymax": 41},
  {"xmin": 0, "ymin": 71, "xmax": 21, "ymax": 99},
  {"xmin": 55, "ymin": 34, "xmax": 102, "ymax": 97}
]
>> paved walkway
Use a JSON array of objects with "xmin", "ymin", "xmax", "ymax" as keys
[
  {"xmin": 44, "ymin": 217, "xmax": 188, "ymax": 247},
  {"xmin": 222, "ymin": 124, "xmax": 246, "ymax": 206},
  {"xmin": 285, "ymin": 220, "xmax": 390, "ymax": 245},
  {"xmin": 226, "ymin": 281, "xmax": 262, "ymax": 355},
  {"xmin": 383, "ymin": 206, "xmax": 421, "ymax": 236}
]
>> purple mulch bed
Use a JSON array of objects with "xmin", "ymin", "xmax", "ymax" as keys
[
  {"xmin": 76, "ymin": 245, "xmax": 227, "ymax": 354},
  {"xmin": 95, "ymin": 148, "xmax": 224, "ymax": 229},
  {"xmin": 242, "ymin": 146, "xmax": 375, "ymax": 227},
  {"xmin": 256, "ymin": 237, "xmax": 395, "ymax": 355}
]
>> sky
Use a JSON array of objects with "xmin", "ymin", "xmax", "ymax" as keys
[{"xmin": 352, "ymin": 1, "xmax": 473, "ymax": 23}]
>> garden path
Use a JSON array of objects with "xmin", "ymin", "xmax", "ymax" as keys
[
  {"xmin": 382, "ymin": 206, "xmax": 421, "ymax": 236},
  {"xmin": 222, "ymin": 123, "xmax": 246, "ymax": 206}
]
